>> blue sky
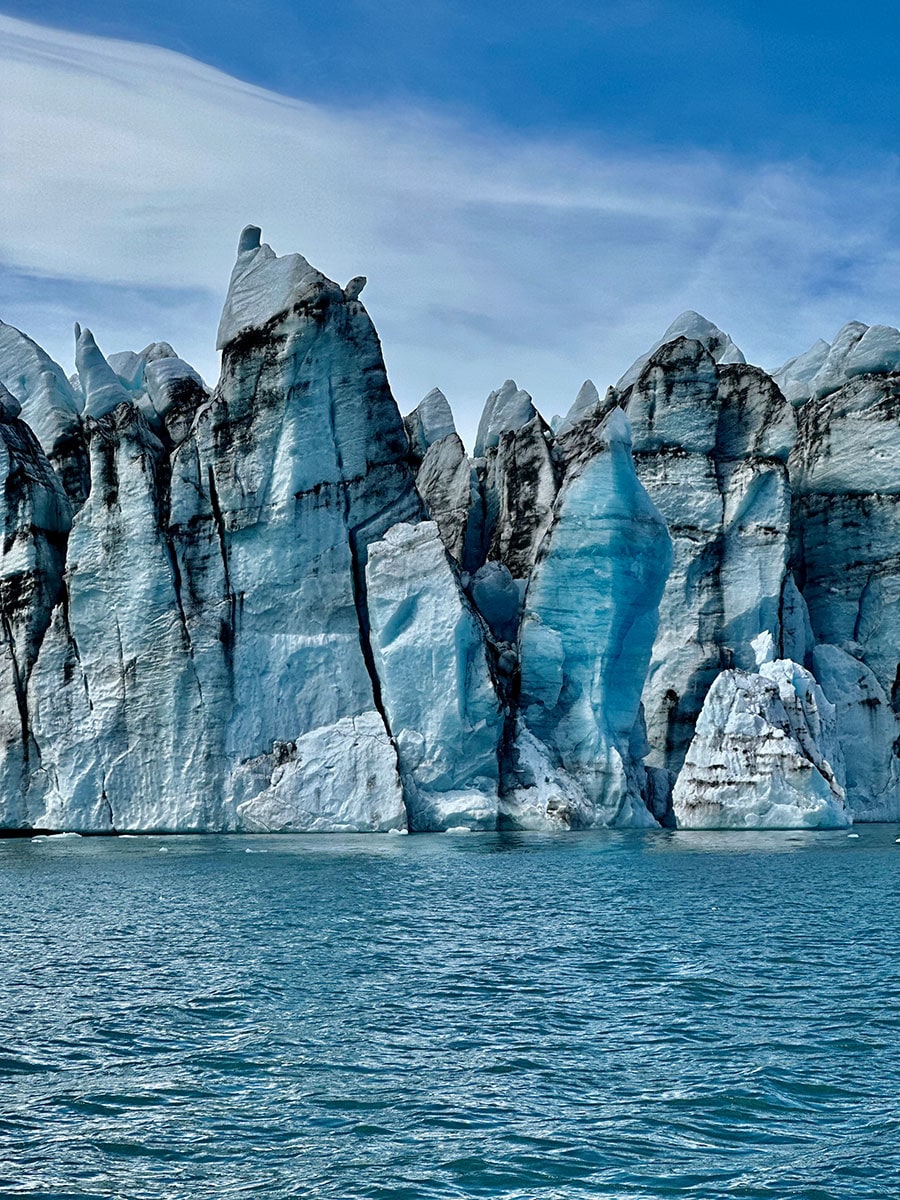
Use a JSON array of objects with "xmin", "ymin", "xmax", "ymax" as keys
[
  {"xmin": 6, "ymin": 0, "xmax": 900, "ymax": 159},
  {"xmin": 2, "ymin": 2, "xmax": 899, "ymax": 443}
]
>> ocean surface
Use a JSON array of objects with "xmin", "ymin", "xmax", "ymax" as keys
[{"xmin": 2, "ymin": 827, "xmax": 899, "ymax": 1200}]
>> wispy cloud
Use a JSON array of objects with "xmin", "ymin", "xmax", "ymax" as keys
[{"xmin": 2, "ymin": 13, "xmax": 899, "ymax": 445}]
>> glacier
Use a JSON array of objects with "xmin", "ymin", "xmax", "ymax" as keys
[
  {"xmin": 672, "ymin": 632, "xmax": 850, "ymax": 830},
  {"xmin": 0, "ymin": 225, "xmax": 898, "ymax": 833},
  {"xmin": 366, "ymin": 521, "xmax": 502, "ymax": 831},
  {"xmin": 506, "ymin": 408, "xmax": 671, "ymax": 829}
]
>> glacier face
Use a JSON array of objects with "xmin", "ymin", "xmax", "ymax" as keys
[
  {"xmin": 789, "ymin": 371, "xmax": 900, "ymax": 821},
  {"xmin": 615, "ymin": 339, "xmax": 798, "ymax": 801},
  {"xmin": 507, "ymin": 409, "xmax": 671, "ymax": 829},
  {"xmin": 28, "ymin": 401, "xmax": 214, "ymax": 833},
  {"xmin": 366, "ymin": 521, "xmax": 502, "ymax": 831},
  {"xmin": 165, "ymin": 226, "xmax": 421, "ymax": 832},
  {"xmin": 0, "ymin": 229, "xmax": 898, "ymax": 832},
  {"xmin": 0, "ymin": 384, "xmax": 72, "ymax": 824},
  {"xmin": 1, "ymin": 228, "xmax": 424, "ymax": 832}
]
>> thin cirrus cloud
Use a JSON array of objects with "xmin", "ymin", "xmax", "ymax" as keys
[{"xmin": 1, "ymin": 13, "xmax": 899, "ymax": 445}]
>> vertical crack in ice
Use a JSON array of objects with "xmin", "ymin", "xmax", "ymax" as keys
[
  {"xmin": 326, "ymin": 365, "xmax": 393, "ymax": 747},
  {"xmin": 206, "ymin": 463, "xmax": 238, "ymax": 684},
  {"xmin": 1, "ymin": 612, "xmax": 30, "ymax": 762}
]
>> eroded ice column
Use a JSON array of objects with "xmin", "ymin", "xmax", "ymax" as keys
[
  {"xmin": 404, "ymin": 388, "xmax": 456, "ymax": 466},
  {"xmin": 625, "ymin": 337, "xmax": 726, "ymax": 779},
  {"xmin": 169, "ymin": 226, "xmax": 418, "ymax": 832},
  {"xmin": 411, "ymin": 404, "xmax": 484, "ymax": 572},
  {"xmin": 775, "ymin": 321, "xmax": 900, "ymax": 407},
  {"xmin": 107, "ymin": 340, "xmax": 210, "ymax": 448},
  {"xmin": 505, "ymin": 408, "xmax": 671, "ymax": 829},
  {"xmin": 714, "ymin": 364, "xmax": 796, "ymax": 666},
  {"xmin": 474, "ymin": 380, "xmax": 559, "ymax": 585},
  {"xmin": 366, "ymin": 521, "xmax": 502, "ymax": 831},
  {"xmin": 616, "ymin": 310, "xmax": 745, "ymax": 393},
  {"xmin": 0, "ymin": 384, "xmax": 71, "ymax": 828},
  {"xmin": 811, "ymin": 645, "xmax": 900, "ymax": 821},
  {"xmin": 10, "ymin": 323, "xmax": 223, "ymax": 832}
]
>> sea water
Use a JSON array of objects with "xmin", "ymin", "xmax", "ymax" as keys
[{"xmin": 1, "ymin": 827, "xmax": 899, "ymax": 1199}]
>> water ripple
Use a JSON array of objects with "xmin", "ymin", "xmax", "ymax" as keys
[{"xmin": 2, "ymin": 826, "xmax": 900, "ymax": 1197}]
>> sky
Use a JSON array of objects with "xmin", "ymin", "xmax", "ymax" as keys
[{"xmin": 2, "ymin": 1, "xmax": 900, "ymax": 445}]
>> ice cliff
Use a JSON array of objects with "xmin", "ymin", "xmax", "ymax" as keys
[
  {"xmin": 0, "ymin": 228, "xmax": 897, "ymax": 832},
  {"xmin": 506, "ymin": 409, "xmax": 671, "ymax": 830}
]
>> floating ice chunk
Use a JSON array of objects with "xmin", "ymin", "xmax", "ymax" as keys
[
  {"xmin": 233, "ymin": 714, "xmax": 407, "ymax": 833},
  {"xmin": 758, "ymin": 658, "xmax": 844, "ymax": 779},
  {"xmin": 500, "ymin": 723, "xmax": 594, "ymax": 830}
]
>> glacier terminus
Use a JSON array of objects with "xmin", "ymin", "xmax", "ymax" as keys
[{"xmin": 0, "ymin": 226, "xmax": 897, "ymax": 833}]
